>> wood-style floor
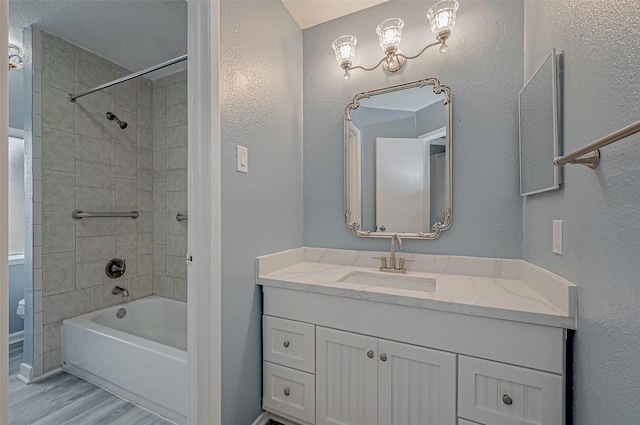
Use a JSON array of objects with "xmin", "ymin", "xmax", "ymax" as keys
[{"xmin": 8, "ymin": 342, "xmax": 174, "ymax": 425}]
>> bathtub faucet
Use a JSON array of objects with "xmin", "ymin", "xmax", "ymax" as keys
[{"xmin": 112, "ymin": 285, "xmax": 129, "ymax": 298}]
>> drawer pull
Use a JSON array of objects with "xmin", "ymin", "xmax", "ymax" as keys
[
  {"xmin": 284, "ymin": 388, "xmax": 291, "ymax": 396},
  {"xmin": 283, "ymin": 340, "xmax": 290, "ymax": 348},
  {"xmin": 367, "ymin": 350, "xmax": 374, "ymax": 358},
  {"xmin": 380, "ymin": 353, "xmax": 388, "ymax": 361},
  {"xmin": 502, "ymin": 394, "xmax": 513, "ymax": 406}
]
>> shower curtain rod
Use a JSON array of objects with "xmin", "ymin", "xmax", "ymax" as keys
[{"xmin": 66, "ymin": 54, "xmax": 188, "ymax": 102}]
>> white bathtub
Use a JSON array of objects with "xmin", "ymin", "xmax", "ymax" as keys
[{"xmin": 62, "ymin": 296, "xmax": 187, "ymax": 424}]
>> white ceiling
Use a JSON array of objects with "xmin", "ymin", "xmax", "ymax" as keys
[
  {"xmin": 281, "ymin": 0, "xmax": 387, "ymax": 29},
  {"xmin": 8, "ymin": 0, "xmax": 188, "ymax": 80},
  {"xmin": 7, "ymin": 0, "xmax": 384, "ymax": 80}
]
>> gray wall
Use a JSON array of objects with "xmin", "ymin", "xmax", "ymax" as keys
[
  {"xmin": 220, "ymin": 1, "xmax": 303, "ymax": 423},
  {"xmin": 303, "ymin": 0, "xmax": 524, "ymax": 257},
  {"xmin": 9, "ymin": 68, "xmax": 25, "ymax": 130},
  {"xmin": 416, "ymin": 101, "xmax": 445, "ymax": 136},
  {"xmin": 9, "ymin": 263, "xmax": 25, "ymax": 335},
  {"xmin": 523, "ymin": 1, "xmax": 640, "ymax": 423}
]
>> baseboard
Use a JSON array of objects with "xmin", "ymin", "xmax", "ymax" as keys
[
  {"xmin": 17, "ymin": 363, "xmax": 63, "ymax": 385},
  {"xmin": 9, "ymin": 330, "xmax": 24, "ymax": 345},
  {"xmin": 252, "ymin": 411, "xmax": 272, "ymax": 425}
]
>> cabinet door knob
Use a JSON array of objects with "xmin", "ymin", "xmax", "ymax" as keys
[
  {"xmin": 367, "ymin": 350, "xmax": 374, "ymax": 358},
  {"xmin": 380, "ymin": 353, "xmax": 387, "ymax": 361},
  {"xmin": 502, "ymin": 394, "xmax": 513, "ymax": 405},
  {"xmin": 284, "ymin": 388, "xmax": 291, "ymax": 396},
  {"xmin": 283, "ymin": 340, "xmax": 290, "ymax": 348}
]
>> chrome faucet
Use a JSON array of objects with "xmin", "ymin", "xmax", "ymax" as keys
[
  {"xmin": 389, "ymin": 234, "xmax": 403, "ymax": 270},
  {"xmin": 373, "ymin": 234, "xmax": 413, "ymax": 273},
  {"xmin": 112, "ymin": 285, "xmax": 129, "ymax": 298}
]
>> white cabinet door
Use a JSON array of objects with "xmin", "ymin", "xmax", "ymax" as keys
[
  {"xmin": 378, "ymin": 339, "xmax": 456, "ymax": 425},
  {"xmin": 316, "ymin": 327, "xmax": 378, "ymax": 425}
]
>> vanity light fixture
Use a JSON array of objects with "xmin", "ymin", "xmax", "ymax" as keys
[
  {"xmin": 332, "ymin": 0, "xmax": 459, "ymax": 79},
  {"xmin": 8, "ymin": 44, "xmax": 24, "ymax": 70}
]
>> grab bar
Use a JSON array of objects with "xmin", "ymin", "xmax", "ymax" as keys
[
  {"xmin": 72, "ymin": 210, "xmax": 139, "ymax": 220},
  {"xmin": 554, "ymin": 118, "xmax": 640, "ymax": 168},
  {"xmin": 176, "ymin": 213, "xmax": 188, "ymax": 222}
]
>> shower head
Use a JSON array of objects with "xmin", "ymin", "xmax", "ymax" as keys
[{"xmin": 106, "ymin": 112, "xmax": 128, "ymax": 129}]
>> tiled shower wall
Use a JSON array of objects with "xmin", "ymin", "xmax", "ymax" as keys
[
  {"xmin": 152, "ymin": 72, "xmax": 188, "ymax": 300},
  {"xmin": 36, "ymin": 29, "xmax": 154, "ymax": 374}
]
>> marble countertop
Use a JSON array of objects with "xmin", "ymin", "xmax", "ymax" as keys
[{"xmin": 257, "ymin": 248, "xmax": 577, "ymax": 329}]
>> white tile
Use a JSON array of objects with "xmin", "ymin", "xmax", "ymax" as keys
[
  {"xmin": 115, "ymin": 178, "xmax": 137, "ymax": 210},
  {"xmin": 34, "ymin": 203, "xmax": 43, "ymax": 225},
  {"xmin": 138, "ymin": 233, "xmax": 152, "ymax": 255},
  {"xmin": 34, "ymin": 289, "xmax": 43, "ymax": 313},
  {"xmin": 166, "ymin": 102, "xmax": 187, "ymax": 127},
  {"xmin": 152, "ymin": 86, "xmax": 166, "ymax": 120},
  {"xmin": 43, "ymin": 348, "xmax": 62, "ymax": 373},
  {"xmin": 130, "ymin": 275, "xmax": 153, "ymax": 299},
  {"xmin": 166, "ymin": 80, "xmax": 187, "ymax": 106},
  {"xmin": 75, "ymin": 261, "xmax": 112, "ymax": 289},
  {"xmin": 167, "ymin": 233, "xmax": 187, "ymax": 257},
  {"xmin": 42, "ymin": 127, "xmax": 75, "ymax": 172},
  {"xmin": 33, "ymin": 158, "xmax": 42, "ymax": 182},
  {"xmin": 75, "ymin": 134, "xmax": 115, "ymax": 165},
  {"xmin": 76, "ymin": 236, "xmax": 116, "ymax": 264},
  {"xmin": 76, "ymin": 161, "xmax": 114, "ymax": 189},
  {"xmin": 33, "ymin": 113, "xmax": 42, "ymax": 138},
  {"xmin": 173, "ymin": 278, "xmax": 187, "ymax": 301},
  {"xmin": 43, "ymin": 321, "xmax": 62, "ymax": 353},
  {"xmin": 90, "ymin": 282, "xmax": 126, "ymax": 311},
  {"xmin": 42, "ymin": 251, "xmax": 76, "ymax": 296},
  {"xmin": 33, "ymin": 70, "xmax": 42, "ymax": 93},
  {"xmin": 167, "ymin": 255, "xmax": 187, "ymax": 279},
  {"xmin": 34, "ymin": 224, "xmax": 43, "ymax": 247},
  {"xmin": 166, "ymin": 147, "xmax": 187, "ymax": 170},
  {"xmin": 34, "ymin": 268, "xmax": 43, "ymax": 291},
  {"xmin": 115, "ymin": 144, "xmax": 138, "ymax": 179},
  {"xmin": 33, "ymin": 136, "xmax": 42, "ymax": 160},
  {"xmin": 116, "ymin": 245, "xmax": 138, "ymax": 278},
  {"xmin": 152, "ymin": 275, "xmax": 173, "ymax": 298},
  {"xmin": 34, "ymin": 333, "xmax": 43, "ymax": 361},
  {"xmin": 34, "ymin": 247, "xmax": 43, "ymax": 269},
  {"xmin": 116, "ymin": 217, "xmax": 138, "ymax": 247},
  {"xmin": 33, "ymin": 355, "xmax": 43, "ymax": 377},
  {"xmin": 43, "ymin": 212, "xmax": 75, "ymax": 253},
  {"xmin": 34, "ymin": 181, "xmax": 43, "ymax": 202},
  {"xmin": 42, "ymin": 170, "xmax": 75, "ymax": 212},
  {"xmin": 34, "ymin": 312, "xmax": 44, "ymax": 336},
  {"xmin": 152, "ymin": 119, "xmax": 166, "ymax": 151},
  {"xmin": 153, "ymin": 149, "xmax": 167, "ymax": 182},
  {"xmin": 33, "ymin": 92, "xmax": 42, "ymax": 116},
  {"xmin": 42, "ymin": 289, "xmax": 91, "ymax": 324},
  {"xmin": 153, "ymin": 245, "xmax": 167, "ymax": 275},
  {"xmin": 42, "ymin": 32, "xmax": 75, "ymax": 92},
  {"xmin": 166, "ymin": 169, "xmax": 188, "ymax": 192},
  {"xmin": 33, "ymin": 47, "xmax": 43, "ymax": 72},
  {"xmin": 42, "ymin": 85, "xmax": 74, "ymax": 133},
  {"xmin": 166, "ymin": 124, "xmax": 187, "ymax": 149},
  {"xmin": 138, "ymin": 254, "xmax": 152, "ymax": 276},
  {"xmin": 76, "ymin": 186, "xmax": 115, "ymax": 212}
]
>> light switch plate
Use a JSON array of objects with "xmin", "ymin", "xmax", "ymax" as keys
[
  {"xmin": 553, "ymin": 220, "xmax": 563, "ymax": 255},
  {"xmin": 237, "ymin": 144, "xmax": 248, "ymax": 173}
]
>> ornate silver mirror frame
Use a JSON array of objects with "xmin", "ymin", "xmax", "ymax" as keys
[{"xmin": 344, "ymin": 78, "xmax": 452, "ymax": 239}]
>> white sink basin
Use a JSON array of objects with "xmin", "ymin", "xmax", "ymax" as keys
[{"xmin": 338, "ymin": 271, "xmax": 436, "ymax": 293}]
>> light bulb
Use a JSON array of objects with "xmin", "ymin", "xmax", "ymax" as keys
[
  {"xmin": 427, "ymin": 0, "xmax": 459, "ymax": 42},
  {"xmin": 376, "ymin": 18, "xmax": 404, "ymax": 53},
  {"xmin": 332, "ymin": 35, "xmax": 357, "ymax": 69}
]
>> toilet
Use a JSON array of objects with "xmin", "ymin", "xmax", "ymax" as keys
[{"xmin": 16, "ymin": 298, "xmax": 25, "ymax": 319}]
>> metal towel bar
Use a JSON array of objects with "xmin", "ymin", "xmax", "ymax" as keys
[
  {"xmin": 72, "ymin": 210, "xmax": 139, "ymax": 220},
  {"xmin": 176, "ymin": 213, "xmax": 188, "ymax": 222},
  {"xmin": 554, "ymin": 118, "xmax": 640, "ymax": 168}
]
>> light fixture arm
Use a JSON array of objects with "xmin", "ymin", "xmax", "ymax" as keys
[
  {"xmin": 396, "ymin": 40, "xmax": 442, "ymax": 61},
  {"xmin": 344, "ymin": 40, "xmax": 443, "ymax": 76}
]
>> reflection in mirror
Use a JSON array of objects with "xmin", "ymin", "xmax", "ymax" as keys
[
  {"xmin": 345, "ymin": 78, "xmax": 452, "ymax": 239},
  {"xmin": 519, "ymin": 49, "xmax": 562, "ymax": 196}
]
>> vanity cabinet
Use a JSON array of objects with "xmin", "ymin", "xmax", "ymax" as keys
[
  {"xmin": 260, "ymin": 282, "xmax": 570, "ymax": 425},
  {"xmin": 316, "ymin": 327, "xmax": 456, "ymax": 425}
]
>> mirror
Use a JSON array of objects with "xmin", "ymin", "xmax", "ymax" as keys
[
  {"xmin": 344, "ymin": 78, "xmax": 452, "ymax": 239},
  {"xmin": 519, "ymin": 49, "xmax": 562, "ymax": 196}
]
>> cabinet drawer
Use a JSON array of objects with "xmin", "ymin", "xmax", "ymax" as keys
[
  {"xmin": 263, "ymin": 315, "xmax": 315, "ymax": 372},
  {"xmin": 458, "ymin": 356, "xmax": 563, "ymax": 425},
  {"xmin": 263, "ymin": 361, "xmax": 315, "ymax": 425}
]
